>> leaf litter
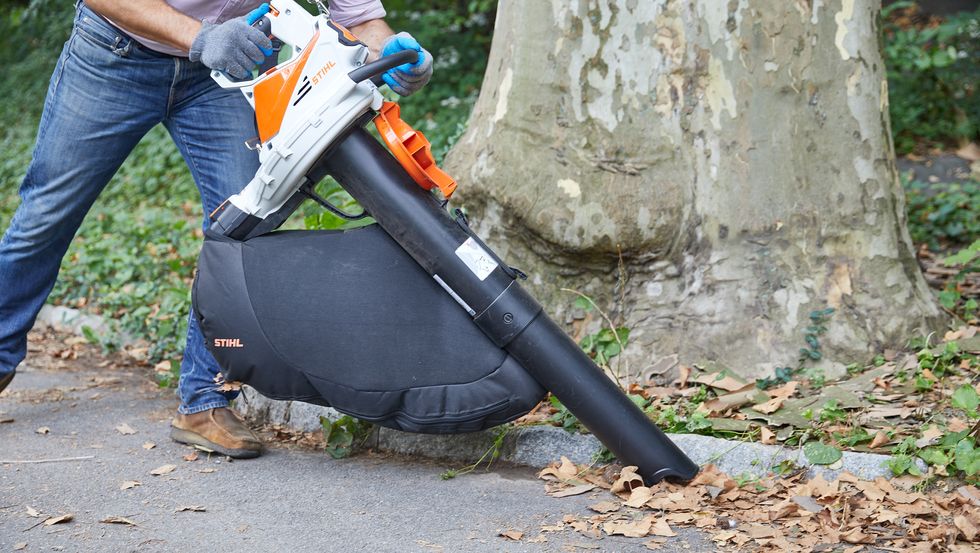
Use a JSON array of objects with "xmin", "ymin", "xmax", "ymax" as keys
[
  {"xmin": 42, "ymin": 514, "xmax": 73, "ymax": 526},
  {"xmin": 522, "ymin": 325, "xmax": 980, "ymax": 481},
  {"xmin": 149, "ymin": 464, "xmax": 176, "ymax": 476},
  {"xmin": 536, "ymin": 460, "xmax": 980, "ymax": 551},
  {"xmin": 100, "ymin": 516, "xmax": 137, "ymax": 526},
  {"xmin": 115, "ymin": 423, "xmax": 137, "ymax": 435}
]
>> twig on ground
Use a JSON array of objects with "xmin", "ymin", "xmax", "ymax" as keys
[{"xmin": 0, "ymin": 455, "xmax": 95, "ymax": 464}]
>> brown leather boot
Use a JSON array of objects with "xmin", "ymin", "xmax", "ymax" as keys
[
  {"xmin": 0, "ymin": 372, "xmax": 13, "ymax": 395},
  {"xmin": 170, "ymin": 407, "xmax": 264, "ymax": 459}
]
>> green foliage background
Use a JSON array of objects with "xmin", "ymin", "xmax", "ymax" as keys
[
  {"xmin": 882, "ymin": 2, "xmax": 979, "ymax": 154},
  {"xmin": 0, "ymin": 0, "xmax": 974, "ymax": 378}
]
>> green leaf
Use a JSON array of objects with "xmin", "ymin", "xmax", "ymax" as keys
[
  {"xmin": 887, "ymin": 454, "xmax": 916, "ymax": 476},
  {"xmin": 573, "ymin": 296, "xmax": 593, "ymax": 312},
  {"xmin": 954, "ymin": 438, "xmax": 980, "ymax": 476},
  {"xmin": 803, "ymin": 442, "xmax": 843, "ymax": 465},
  {"xmin": 80, "ymin": 325, "xmax": 99, "ymax": 345},
  {"xmin": 320, "ymin": 415, "xmax": 370, "ymax": 459},
  {"xmin": 951, "ymin": 385, "xmax": 980, "ymax": 414},
  {"xmin": 942, "ymin": 240, "xmax": 979, "ymax": 266},
  {"xmin": 917, "ymin": 447, "xmax": 950, "ymax": 467},
  {"xmin": 685, "ymin": 412, "xmax": 712, "ymax": 433}
]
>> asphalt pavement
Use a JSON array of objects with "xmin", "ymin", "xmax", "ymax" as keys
[{"xmin": 0, "ymin": 361, "xmax": 715, "ymax": 552}]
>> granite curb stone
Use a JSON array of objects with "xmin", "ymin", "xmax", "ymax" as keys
[{"xmin": 37, "ymin": 305, "xmax": 923, "ymax": 481}]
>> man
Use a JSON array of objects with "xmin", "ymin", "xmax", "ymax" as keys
[{"xmin": 0, "ymin": 0, "xmax": 432, "ymax": 458}]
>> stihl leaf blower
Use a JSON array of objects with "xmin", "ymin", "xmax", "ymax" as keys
[{"xmin": 193, "ymin": 0, "xmax": 698, "ymax": 483}]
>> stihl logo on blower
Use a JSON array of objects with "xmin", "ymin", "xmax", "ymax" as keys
[{"xmin": 194, "ymin": 0, "xmax": 698, "ymax": 484}]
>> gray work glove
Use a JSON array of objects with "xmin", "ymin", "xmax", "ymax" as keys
[
  {"xmin": 380, "ymin": 32, "xmax": 433, "ymax": 97},
  {"xmin": 189, "ymin": 11, "xmax": 273, "ymax": 80}
]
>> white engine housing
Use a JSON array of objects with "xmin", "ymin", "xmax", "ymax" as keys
[{"xmin": 211, "ymin": 0, "xmax": 383, "ymax": 219}]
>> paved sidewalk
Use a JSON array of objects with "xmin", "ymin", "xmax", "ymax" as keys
[{"xmin": 0, "ymin": 361, "xmax": 714, "ymax": 552}]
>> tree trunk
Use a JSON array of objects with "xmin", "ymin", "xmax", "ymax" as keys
[{"xmin": 444, "ymin": 0, "xmax": 947, "ymax": 380}]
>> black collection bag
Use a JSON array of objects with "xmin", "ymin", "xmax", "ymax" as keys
[{"xmin": 193, "ymin": 224, "xmax": 545, "ymax": 433}]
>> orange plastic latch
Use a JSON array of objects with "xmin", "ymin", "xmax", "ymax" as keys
[{"xmin": 374, "ymin": 101, "xmax": 457, "ymax": 198}]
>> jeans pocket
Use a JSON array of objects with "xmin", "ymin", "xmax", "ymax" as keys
[{"xmin": 74, "ymin": 7, "xmax": 133, "ymax": 57}]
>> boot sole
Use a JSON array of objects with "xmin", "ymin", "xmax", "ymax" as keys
[
  {"xmin": 169, "ymin": 427, "xmax": 262, "ymax": 459},
  {"xmin": 0, "ymin": 372, "xmax": 13, "ymax": 395}
]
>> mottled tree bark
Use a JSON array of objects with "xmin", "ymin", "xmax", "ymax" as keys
[{"xmin": 445, "ymin": 0, "xmax": 947, "ymax": 379}]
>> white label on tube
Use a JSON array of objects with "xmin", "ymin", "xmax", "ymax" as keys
[{"xmin": 454, "ymin": 237, "xmax": 497, "ymax": 281}]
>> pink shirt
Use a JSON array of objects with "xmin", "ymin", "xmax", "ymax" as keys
[{"xmin": 114, "ymin": 0, "xmax": 386, "ymax": 56}]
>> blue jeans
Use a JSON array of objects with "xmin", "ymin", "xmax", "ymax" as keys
[{"xmin": 0, "ymin": 4, "xmax": 260, "ymax": 414}]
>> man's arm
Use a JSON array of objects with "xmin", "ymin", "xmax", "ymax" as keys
[
  {"xmin": 347, "ymin": 19, "xmax": 394, "ymax": 60},
  {"xmin": 85, "ymin": 0, "xmax": 201, "ymax": 52}
]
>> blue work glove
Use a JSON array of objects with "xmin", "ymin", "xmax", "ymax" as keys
[
  {"xmin": 380, "ymin": 32, "xmax": 433, "ymax": 96},
  {"xmin": 189, "ymin": 3, "xmax": 274, "ymax": 80}
]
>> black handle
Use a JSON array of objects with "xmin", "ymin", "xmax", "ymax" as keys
[{"xmin": 348, "ymin": 49, "xmax": 419, "ymax": 85}]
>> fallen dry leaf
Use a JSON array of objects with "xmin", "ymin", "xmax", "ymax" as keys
[
  {"xmin": 175, "ymin": 505, "xmax": 206, "ymax": 513},
  {"xmin": 589, "ymin": 501, "xmax": 620, "ymax": 514},
  {"xmin": 100, "ymin": 516, "xmax": 137, "ymax": 526},
  {"xmin": 611, "ymin": 466, "xmax": 644, "ymax": 495},
  {"xmin": 35, "ymin": 427, "xmax": 50, "ymax": 435},
  {"xmin": 43, "ymin": 514, "xmax": 73, "ymax": 526},
  {"xmin": 955, "ymin": 514, "xmax": 979, "ymax": 542},
  {"xmin": 550, "ymin": 484, "xmax": 595, "ymax": 498},
  {"xmin": 914, "ymin": 425, "xmax": 943, "ymax": 448},
  {"xmin": 769, "ymin": 380, "xmax": 799, "ymax": 399},
  {"xmin": 13, "ymin": 543, "xmax": 27, "ymax": 551},
  {"xmin": 694, "ymin": 372, "xmax": 750, "ymax": 392},
  {"xmin": 603, "ymin": 516, "xmax": 654, "ymax": 538},
  {"xmin": 498, "ymin": 530, "xmax": 523, "ymax": 541},
  {"xmin": 216, "ymin": 380, "xmax": 243, "ymax": 392},
  {"xmin": 675, "ymin": 365, "xmax": 691, "ymax": 388},
  {"xmin": 869, "ymin": 430, "xmax": 890, "ymax": 449},
  {"xmin": 841, "ymin": 527, "xmax": 874, "ymax": 544},
  {"xmin": 538, "ymin": 456, "xmax": 581, "ymax": 483},
  {"xmin": 949, "ymin": 418, "xmax": 970, "ymax": 433},
  {"xmin": 644, "ymin": 540, "xmax": 666, "ymax": 551},
  {"xmin": 150, "ymin": 464, "xmax": 176, "ymax": 476},
  {"xmin": 142, "ymin": 442, "xmax": 156, "ymax": 450},
  {"xmin": 751, "ymin": 396, "xmax": 786, "ymax": 414},
  {"xmin": 745, "ymin": 525, "xmax": 778, "ymax": 539},
  {"xmin": 556, "ymin": 456, "xmax": 578, "ymax": 478},
  {"xmin": 25, "ymin": 506, "xmax": 41, "ymax": 518},
  {"xmin": 760, "ymin": 426, "xmax": 776, "ymax": 445},
  {"xmin": 957, "ymin": 485, "xmax": 980, "ymax": 507},
  {"xmin": 649, "ymin": 518, "xmax": 676, "ymax": 537},
  {"xmin": 115, "ymin": 423, "xmax": 137, "ymax": 435},
  {"xmin": 625, "ymin": 486, "xmax": 654, "ymax": 508},
  {"xmin": 791, "ymin": 495, "xmax": 823, "ymax": 513},
  {"xmin": 119, "ymin": 480, "xmax": 141, "ymax": 490},
  {"xmin": 183, "ymin": 452, "xmax": 199, "ymax": 462}
]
